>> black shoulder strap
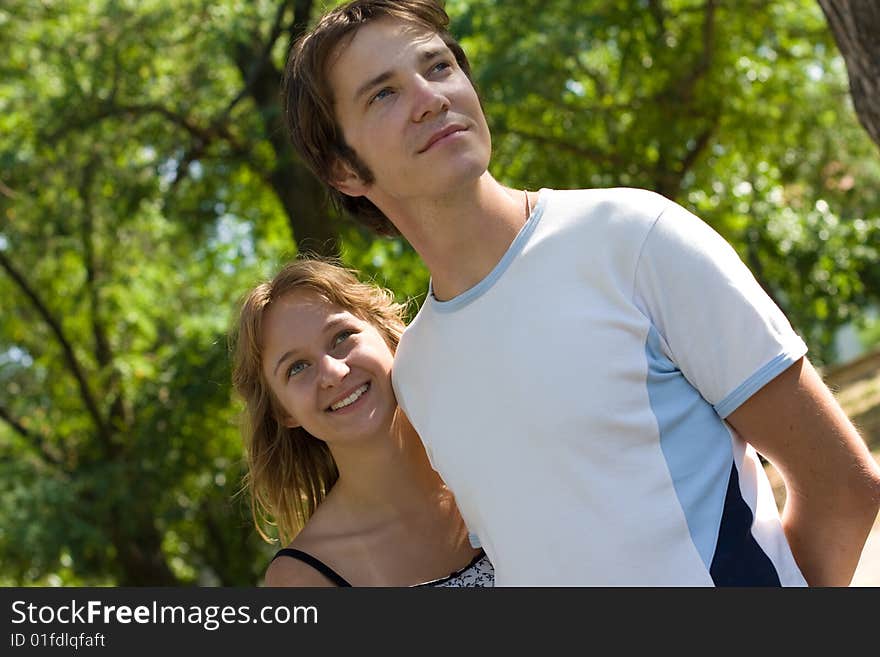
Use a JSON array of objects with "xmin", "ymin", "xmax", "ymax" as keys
[{"xmin": 271, "ymin": 548, "xmax": 352, "ymax": 587}]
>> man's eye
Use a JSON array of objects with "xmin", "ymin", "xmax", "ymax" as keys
[
  {"xmin": 287, "ymin": 361, "xmax": 308, "ymax": 379},
  {"xmin": 431, "ymin": 61, "xmax": 451, "ymax": 74},
  {"xmin": 370, "ymin": 88, "xmax": 393, "ymax": 104}
]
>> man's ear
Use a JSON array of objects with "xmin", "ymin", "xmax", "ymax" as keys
[{"xmin": 329, "ymin": 157, "xmax": 369, "ymax": 197}]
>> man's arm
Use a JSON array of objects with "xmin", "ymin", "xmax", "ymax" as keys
[{"xmin": 726, "ymin": 356, "xmax": 880, "ymax": 586}]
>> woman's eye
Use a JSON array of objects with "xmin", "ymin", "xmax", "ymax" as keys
[
  {"xmin": 431, "ymin": 61, "xmax": 451, "ymax": 73},
  {"xmin": 334, "ymin": 330, "xmax": 356, "ymax": 347},
  {"xmin": 287, "ymin": 361, "xmax": 308, "ymax": 379}
]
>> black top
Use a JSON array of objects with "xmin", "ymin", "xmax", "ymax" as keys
[
  {"xmin": 270, "ymin": 547, "xmax": 489, "ymax": 587},
  {"xmin": 271, "ymin": 548, "xmax": 352, "ymax": 587}
]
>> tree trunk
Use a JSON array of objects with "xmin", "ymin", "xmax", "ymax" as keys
[
  {"xmin": 114, "ymin": 520, "xmax": 180, "ymax": 586},
  {"xmin": 236, "ymin": 1, "xmax": 341, "ymax": 257},
  {"xmin": 818, "ymin": 0, "xmax": 880, "ymax": 150},
  {"xmin": 250, "ymin": 58, "xmax": 340, "ymax": 257}
]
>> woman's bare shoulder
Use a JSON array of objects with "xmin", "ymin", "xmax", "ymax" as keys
[
  {"xmin": 263, "ymin": 508, "xmax": 352, "ymax": 587},
  {"xmin": 264, "ymin": 546, "xmax": 338, "ymax": 587}
]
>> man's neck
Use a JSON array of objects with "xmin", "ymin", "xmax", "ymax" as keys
[{"xmin": 379, "ymin": 174, "xmax": 530, "ymax": 301}]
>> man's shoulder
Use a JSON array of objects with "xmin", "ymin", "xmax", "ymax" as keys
[
  {"xmin": 537, "ymin": 187, "xmax": 673, "ymax": 244},
  {"xmin": 547, "ymin": 186, "xmax": 670, "ymax": 214},
  {"xmin": 551, "ymin": 185, "xmax": 662, "ymax": 198}
]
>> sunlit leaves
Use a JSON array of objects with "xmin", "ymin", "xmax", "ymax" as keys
[
  {"xmin": 2, "ymin": 0, "xmax": 879, "ymax": 586},
  {"xmin": 0, "ymin": 0, "xmax": 288, "ymax": 585},
  {"xmin": 451, "ymin": 0, "xmax": 880, "ymax": 363}
]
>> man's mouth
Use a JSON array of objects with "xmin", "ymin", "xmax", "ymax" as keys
[
  {"xmin": 328, "ymin": 383, "xmax": 370, "ymax": 411},
  {"xmin": 419, "ymin": 125, "xmax": 466, "ymax": 153}
]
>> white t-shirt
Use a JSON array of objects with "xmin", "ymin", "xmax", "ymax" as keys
[{"xmin": 392, "ymin": 187, "xmax": 808, "ymax": 586}]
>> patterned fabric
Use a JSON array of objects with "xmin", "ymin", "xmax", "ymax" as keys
[
  {"xmin": 271, "ymin": 546, "xmax": 495, "ymax": 587},
  {"xmin": 418, "ymin": 550, "xmax": 495, "ymax": 587}
]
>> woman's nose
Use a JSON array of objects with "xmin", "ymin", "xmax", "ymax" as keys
[{"xmin": 318, "ymin": 355, "xmax": 349, "ymax": 388}]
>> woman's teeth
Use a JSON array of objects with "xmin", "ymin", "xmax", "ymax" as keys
[{"xmin": 330, "ymin": 383, "xmax": 369, "ymax": 411}]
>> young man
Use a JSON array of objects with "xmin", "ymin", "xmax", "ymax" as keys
[{"xmin": 282, "ymin": 0, "xmax": 880, "ymax": 585}]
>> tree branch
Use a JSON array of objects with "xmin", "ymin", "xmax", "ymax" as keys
[
  {"xmin": 504, "ymin": 127, "xmax": 629, "ymax": 167},
  {"xmin": 0, "ymin": 405, "xmax": 35, "ymax": 442},
  {"xmin": 573, "ymin": 61, "xmax": 610, "ymax": 100},
  {"xmin": 223, "ymin": 0, "xmax": 295, "ymax": 117},
  {"xmin": 0, "ymin": 405, "xmax": 66, "ymax": 467},
  {"xmin": 681, "ymin": 120, "xmax": 718, "ymax": 175},
  {"xmin": 291, "ymin": 0, "xmax": 315, "ymax": 36},
  {"xmin": 0, "ymin": 250, "xmax": 110, "ymax": 442},
  {"xmin": 47, "ymin": 102, "xmax": 243, "ymax": 151},
  {"xmin": 662, "ymin": 0, "xmax": 717, "ymax": 104},
  {"xmin": 653, "ymin": 118, "xmax": 718, "ymax": 198},
  {"xmin": 648, "ymin": 0, "xmax": 668, "ymax": 35},
  {"xmin": 229, "ymin": 0, "xmax": 338, "ymax": 255},
  {"xmin": 0, "ymin": 179, "xmax": 19, "ymax": 199},
  {"xmin": 79, "ymin": 161, "xmax": 128, "ymax": 445}
]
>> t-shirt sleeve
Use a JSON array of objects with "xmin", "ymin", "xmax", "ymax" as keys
[
  {"xmin": 391, "ymin": 353, "xmax": 437, "ymax": 469},
  {"xmin": 632, "ymin": 199, "xmax": 807, "ymax": 418}
]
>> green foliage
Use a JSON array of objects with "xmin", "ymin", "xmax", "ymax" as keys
[
  {"xmin": 451, "ymin": 0, "xmax": 880, "ymax": 363},
  {"xmin": 1, "ymin": 0, "xmax": 879, "ymax": 585},
  {"xmin": 0, "ymin": 0, "xmax": 291, "ymax": 584},
  {"xmin": 340, "ymin": 227, "xmax": 431, "ymax": 320}
]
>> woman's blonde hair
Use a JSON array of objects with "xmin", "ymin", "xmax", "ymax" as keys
[{"xmin": 230, "ymin": 257, "xmax": 407, "ymax": 544}]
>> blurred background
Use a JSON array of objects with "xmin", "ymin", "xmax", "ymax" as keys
[{"xmin": 1, "ymin": 0, "xmax": 878, "ymax": 585}]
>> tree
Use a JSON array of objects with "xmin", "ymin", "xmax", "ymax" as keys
[
  {"xmin": 2, "ymin": 0, "xmax": 878, "ymax": 585},
  {"xmin": 0, "ymin": 0, "xmax": 309, "ymax": 585},
  {"xmin": 0, "ymin": 0, "xmax": 428, "ymax": 585},
  {"xmin": 0, "ymin": 130, "xmax": 268, "ymax": 584},
  {"xmin": 818, "ymin": 0, "xmax": 880, "ymax": 150},
  {"xmin": 451, "ymin": 0, "xmax": 880, "ymax": 361}
]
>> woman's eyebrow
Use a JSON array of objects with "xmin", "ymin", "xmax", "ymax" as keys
[
  {"xmin": 271, "ymin": 317, "xmax": 351, "ymax": 376},
  {"xmin": 273, "ymin": 348, "xmax": 302, "ymax": 377}
]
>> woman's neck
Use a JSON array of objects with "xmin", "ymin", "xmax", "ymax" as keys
[{"xmin": 326, "ymin": 410, "xmax": 449, "ymax": 521}]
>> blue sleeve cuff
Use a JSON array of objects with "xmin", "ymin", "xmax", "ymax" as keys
[{"xmin": 714, "ymin": 344, "xmax": 807, "ymax": 418}]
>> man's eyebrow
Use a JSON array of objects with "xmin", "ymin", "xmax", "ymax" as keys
[
  {"xmin": 354, "ymin": 71, "xmax": 393, "ymax": 103},
  {"xmin": 352, "ymin": 49, "xmax": 448, "ymax": 103},
  {"xmin": 420, "ymin": 48, "xmax": 445, "ymax": 62}
]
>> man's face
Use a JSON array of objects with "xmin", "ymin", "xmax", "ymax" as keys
[{"xmin": 327, "ymin": 17, "xmax": 491, "ymax": 208}]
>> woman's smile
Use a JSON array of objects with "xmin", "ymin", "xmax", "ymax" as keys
[{"xmin": 328, "ymin": 382, "xmax": 371, "ymax": 412}]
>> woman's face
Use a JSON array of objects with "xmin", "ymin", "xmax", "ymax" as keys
[{"xmin": 260, "ymin": 288, "xmax": 397, "ymax": 446}]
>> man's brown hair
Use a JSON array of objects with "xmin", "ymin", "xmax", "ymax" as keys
[{"xmin": 282, "ymin": 0, "xmax": 473, "ymax": 236}]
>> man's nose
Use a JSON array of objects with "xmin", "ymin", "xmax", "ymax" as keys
[
  {"xmin": 318, "ymin": 355, "xmax": 349, "ymax": 388},
  {"xmin": 411, "ymin": 77, "xmax": 450, "ymax": 123}
]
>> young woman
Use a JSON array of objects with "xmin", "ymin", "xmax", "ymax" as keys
[{"xmin": 230, "ymin": 258, "xmax": 493, "ymax": 586}]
